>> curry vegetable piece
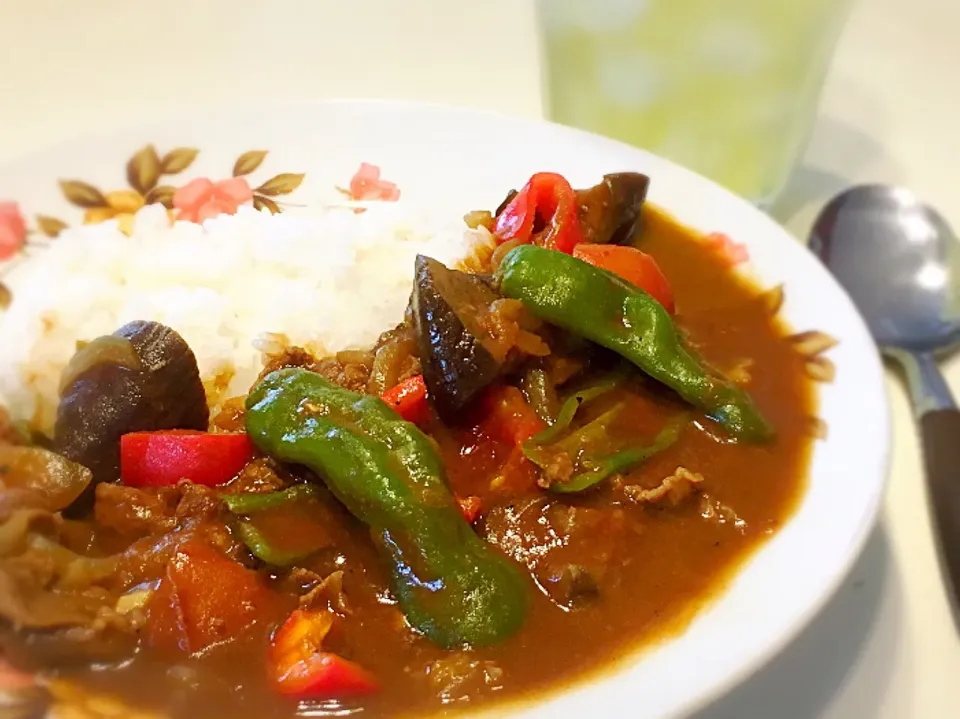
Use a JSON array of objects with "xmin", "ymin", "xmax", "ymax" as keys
[
  {"xmin": 412, "ymin": 255, "xmax": 505, "ymax": 422},
  {"xmin": 222, "ymin": 483, "xmax": 319, "ymax": 514},
  {"xmin": 225, "ymin": 484, "xmax": 328, "ymax": 567},
  {"xmin": 236, "ymin": 522, "xmax": 318, "ymax": 567},
  {"xmin": 525, "ymin": 369, "xmax": 625, "ymax": 446},
  {"xmin": 520, "ymin": 371, "xmax": 685, "ymax": 493},
  {"xmin": 519, "ymin": 365, "xmax": 558, "ymax": 423},
  {"xmin": 496, "ymin": 245, "xmax": 772, "ymax": 441},
  {"xmin": 550, "ymin": 415, "xmax": 689, "ymax": 494},
  {"xmin": 245, "ymin": 368, "xmax": 529, "ymax": 648}
]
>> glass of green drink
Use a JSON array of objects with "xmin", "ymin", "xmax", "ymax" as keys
[{"xmin": 536, "ymin": 0, "xmax": 855, "ymax": 207}]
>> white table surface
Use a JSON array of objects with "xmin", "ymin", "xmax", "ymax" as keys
[{"xmin": 1, "ymin": 0, "xmax": 958, "ymax": 716}]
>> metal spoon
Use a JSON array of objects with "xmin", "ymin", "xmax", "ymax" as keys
[{"xmin": 810, "ymin": 185, "xmax": 960, "ymax": 615}]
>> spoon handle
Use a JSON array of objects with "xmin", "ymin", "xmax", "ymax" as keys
[{"xmin": 921, "ymin": 408, "xmax": 960, "ymax": 611}]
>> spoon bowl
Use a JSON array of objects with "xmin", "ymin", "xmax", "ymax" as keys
[{"xmin": 810, "ymin": 185, "xmax": 960, "ymax": 354}]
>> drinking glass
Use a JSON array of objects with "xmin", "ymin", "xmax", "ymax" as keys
[{"xmin": 536, "ymin": 0, "xmax": 855, "ymax": 207}]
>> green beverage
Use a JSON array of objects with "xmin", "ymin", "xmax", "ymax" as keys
[{"xmin": 537, "ymin": 0, "xmax": 853, "ymax": 206}]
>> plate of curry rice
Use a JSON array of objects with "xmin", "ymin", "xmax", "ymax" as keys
[{"xmin": 0, "ymin": 101, "xmax": 889, "ymax": 719}]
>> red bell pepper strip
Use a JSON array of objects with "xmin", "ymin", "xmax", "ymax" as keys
[
  {"xmin": 120, "ymin": 430, "xmax": 255, "ymax": 488},
  {"xmin": 494, "ymin": 172, "xmax": 585, "ymax": 254},
  {"xmin": 270, "ymin": 609, "xmax": 379, "ymax": 698},
  {"xmin": 380, "ymin": 374, "xmax": 430, "ymax": 425},
  {"xmin": 572, "ymin": 244, "xmax": 676, "ymax": 313},
  {"xmin": 480, "ymin": 385, "xmax": 547, "ymax": 447}
]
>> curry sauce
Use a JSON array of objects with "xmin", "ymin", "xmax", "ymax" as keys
[{"xmin": 0, "ymin": 192, "xmax": 816, "ymax": 719}]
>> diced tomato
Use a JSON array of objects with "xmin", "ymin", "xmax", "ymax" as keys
[
  {"xmin": 704, "ymin": 232, "xmax": 749, "ymax": 267},
  {"xmin": 270, "ymin": 609, "xmax": 379, "ymax": 699},
  {"xmin": 457, "ymin": 495, "xmax": 483, "ymax": 524},
  {"xmin": 479, "ymin": 385, "xmax": 546, "ymax": 446},
  {"xmin": 146, "ymin": 540, "xmax": 274, "ymax": 655},
  {"xmin": 489, "ymin": 446, "xmax": 540, "ymax": 494},
  {"xmin": 380, "ymin": 375, "xmax": 430, "ymax": 425},
  {"xmin": 494, "ymin": 172, "xmax": 585, "ymax": 254},
  {"xmin": 0, "ymin": 658, "xmax": 35, "ymax": 691},
  {"xmin": 121, "ymin": 431, "xmax": 255, "ymax": 487},
  {"xmin": 572, "ymin": 244, "xmax": 676, "ymax": 313}
]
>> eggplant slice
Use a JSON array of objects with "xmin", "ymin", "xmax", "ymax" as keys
[
  {"xmin": 412, "ymin": 255, "xmax": 505, "ymax": 422},
  {"xmin": 575, "ymin": 172, "xmax": 650, "ymax": 246},
  {"xmin": 54, "ymin": 320, "xmax": 209, "ymax": 513}
]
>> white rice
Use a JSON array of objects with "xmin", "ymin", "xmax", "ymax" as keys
[{"xmin": 0, "ymin": 202, "xmax": 488, "ymax": 431}]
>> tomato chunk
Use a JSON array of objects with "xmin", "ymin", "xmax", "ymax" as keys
[
  {"xmin": 705, "ymin": 231, "xmax": 749, "ymax": 267},
  {"xmin": 457, "ymin": 495, "xmax": 483, "ymax": 524},
  {"xmin": 572, "ymin": 244, "xmax": 676, "ymax": 313},
  {"xmin": 270, "ymin": 609, "xmax": 379, "ymax": 698},
  {"xmin": 0, "ymin": 658, "xmax": 35, "ymax": 691},
  {"xmin": 121, "ymin": 431, "xmax": 254, "ymax": 487},
  {"xmin": 479, "ymin": 385, "xmax": 546, "ymax": 447},
  {"xmin": 146, "ymin": 540, "xmax": 274, "ymax": 655}
]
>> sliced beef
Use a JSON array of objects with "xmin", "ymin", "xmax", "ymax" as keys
[
  {"xmin": 94, "ymin": 482, "xmax": 223, "ymax": 541},
  {"xmin": 621, "ymin": 466, "xmax": 705, "ymax": 507}
]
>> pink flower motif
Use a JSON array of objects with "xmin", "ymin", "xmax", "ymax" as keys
[
  {"xmin": 705, "ymin": 232, "xmax": 749, "ymax": 267},
  {"xmin": 0, "ymin": 201, "xmax": 27, "ymax": 261},
  {"xmin": 348, "ymin": 162, "xmax": 400, "ymax": 202},
  {"xmin": 173, "ymin": 177, "xmax": 253, "ymax": 223}
]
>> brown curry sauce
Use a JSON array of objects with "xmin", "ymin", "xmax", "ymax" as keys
[{"xmin": 4, "ymin": 207, "xmax": 816, "ymax": 718}]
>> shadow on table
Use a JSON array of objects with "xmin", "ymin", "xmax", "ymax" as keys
[
  {"xmin": 690, "ymin": 522, "xmax": 901, "ymax": 719},
  {"xmin": 771, "ymin": 114, "xmax": 890, "ymax": 235}
]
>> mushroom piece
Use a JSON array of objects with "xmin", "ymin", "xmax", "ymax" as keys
[{"xmin": 53, "ymin": 321, "xmax": 209, "ymax": 513}]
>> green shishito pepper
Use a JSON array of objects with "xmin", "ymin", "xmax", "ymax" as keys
[
  {"xmin": 245, "ymin": 368, "xmax": 528, "ymax": 648},
  {"xmin": 497, "ymin": 245, "xmax": 771, "ymax": 441},
  {"xmin": 222, "ymin": 483, "xmax": 318, "ymax": 514}
]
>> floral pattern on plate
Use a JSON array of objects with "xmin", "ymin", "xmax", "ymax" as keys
[{"xmin": 4, "ymin": 144, "xmax": 305, "ymax": 257}]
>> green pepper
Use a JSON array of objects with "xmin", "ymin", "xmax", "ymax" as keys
[
  {"xmin": 519, "ymin": 366, "xmax": 558, "ymax": 425},
  {"xmin": 235, "ymin": 521, "xmax": 317, "ymax": 566},
  {"xmin": 245, "ymin": 368, "xmax": 528, "ymax": 648},
  {"xmin": 526, "ymin": 371, "xmax": 625, "ymax": 446},
  {"xmin": 497, "ymin": 245, "xmax": 771, "ymax": 441},
  {"xmin": 523, "ymin": 396, "xmax": 686, "ymax": 494},
  {"xmin": 551, "ymin": 415, "xmax": 687, "ymax": 493},
  {"xmin": 222, "ymin": 483, "xmax": 318, "ymax": 514},
  {"xmin": 523, "ymin": 404, "xmax": 622, "ymax": 479},
  {"xmin": 225, "ymin": 484, "xmax": 327, "ymax": 566}
]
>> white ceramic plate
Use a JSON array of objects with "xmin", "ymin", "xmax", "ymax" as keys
[{"xmin": 0, "ymin": 100, "xmax": 890, "ymax": 719}]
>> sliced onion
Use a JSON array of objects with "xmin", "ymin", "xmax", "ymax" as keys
[
  {"xmin": 490, "ymin": 237, "xmax": 525, "ymax": 272},
  {"xmin": 115, "ymin": 588, "xmax": 154, "ymax": 614},
  {"xmin": 336, "ymin": 349, "xmax": 375, "ymax": 368},
  {"xmin": 0, "ymin": 445, "xmax": 93, "ymax": 512},
  {"xmin": 0, "ymin": 508, "xmax": 55, "ymax": 555}
]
